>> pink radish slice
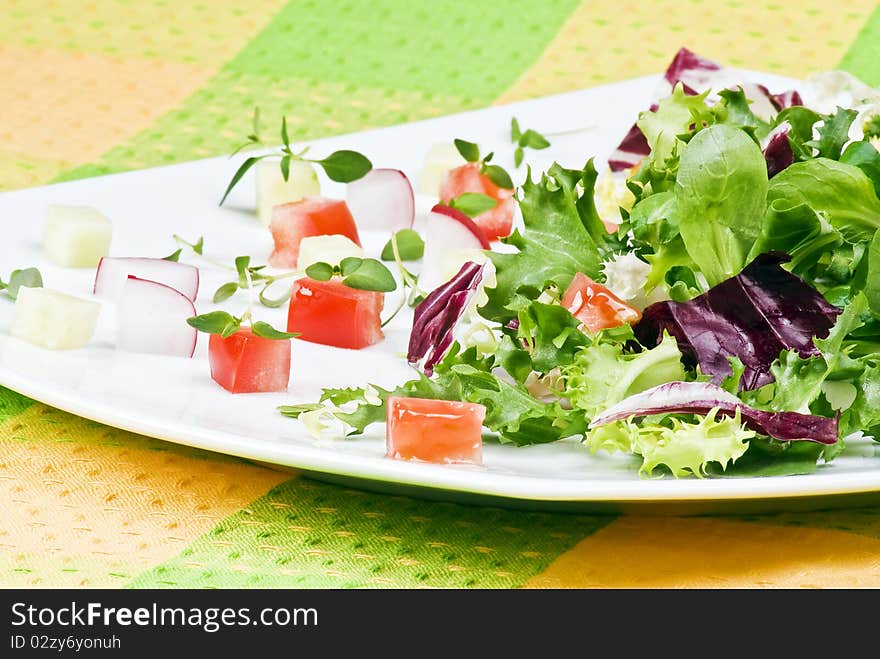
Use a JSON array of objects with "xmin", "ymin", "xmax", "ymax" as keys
[
  {"xmin": 345, "ymin": 168, "xmax": 415, "ymax": 231},
  {"xmin": 420, "ymin": 204, "xmax": 490, "ymax": 292},
  {"xmin": 94, "ymin": 257, "xmax": 199, "ymax": 302},
  {"xmin": 116, "ymin": 276, "xmax": 197, "ymax": 357}
]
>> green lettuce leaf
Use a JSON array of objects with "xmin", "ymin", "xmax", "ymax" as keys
[
  {"xmin": 766, "ymin": 158, "xmax": 880, "ymax": 243},
  {"xmin": 562, "ymin": 332, "xmax": 686, "ymax": 417},
  {"xmin": 585, "ymin": 410, "xmax": 754, "ymax": 478},
  {"xmin": 637, "ymin": 85, "xmax": 712, "ymax": 164},
  {"xmin": 675, "ymin": 123, "xmax": 768, "ymax": 286},
  {"xmin": 840, "ymin": 140, "xmax": 880, "ymax": 198},
  {"xmin": 482, "ymin": 161, "xmax": 610, "ymax": 323}
]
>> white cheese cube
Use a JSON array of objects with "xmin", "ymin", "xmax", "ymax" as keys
[
  {"xmin": 420, "ymin": 143, "xmax": 464, "ymax": 196},
  {"xmin": 44, "ymin": 205, "xmax": 112, "ymax": 267},
  {"xmin": 256, "ymin": 159, "xmax": 320, "ymax": 226},
  {"xmin": 296, "ymin": 235, "xmax": 364, "ymax": 270},
  {"xmin": 11, "ymin": 286, "xmax": 100, "ymax": 350}
]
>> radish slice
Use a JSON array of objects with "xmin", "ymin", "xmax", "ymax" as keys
[
  {"xmin": 419, "ymin": 204, "xmax": 490, "ymax": 292},
  {"xmin": 345, "ymin": 168, "xmax": 415, "ymax": 232},
  {"xmin": 94, "ymin": 257, "xmax": 199, "ymax": 302},
  {"xmin": 116, "ymin": 276, "xmax": 197, "ymax": 357}
]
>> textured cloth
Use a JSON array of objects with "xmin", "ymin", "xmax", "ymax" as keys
[{"xmin": 2, "ymin": 0, "xmax": 880, "ymax": 589}]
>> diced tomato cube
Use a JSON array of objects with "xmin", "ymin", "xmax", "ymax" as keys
[
  {"xmin": 561, "ymin": 272, "xmax": 642, "ymax": 333},
  {"xmin": 208, "ymin": 328, "xmax": 291, "ymax": 393},
  {"xmin": 287, "ymin": 277, "xmax": 384, "ymax": 349},
  {"xmin": 386, "ymin": 397, "xmax": 486, "ymax": 465},
  {"xmin": 269, "ymin": 197, "xmax": 361, "ymax": 268},
  {"xmin": 439, "ymin": 162, "xmax": 515, "ymax": 242}
]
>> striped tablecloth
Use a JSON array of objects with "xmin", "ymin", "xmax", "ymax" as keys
[{"xmin": 2, "ymin": 1, "xmax": 880, "ymax": 589}]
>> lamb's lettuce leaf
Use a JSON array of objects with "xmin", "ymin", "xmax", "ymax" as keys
[
  {"xmin": 766, "ymin": 158, "xmax": 880, "ymax": 243},
  {"xmin": 675, "ymin": 123, "xmax": 769, "ymax": 286}
]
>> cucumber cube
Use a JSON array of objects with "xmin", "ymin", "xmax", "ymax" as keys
[
  {"xmin": 297, "ymin": 234, "xmax": 364, "ymax": 270},
  {"xmin": 420, "ymin": 143, "xmax": 464, "ymax": 196},
  {"xmin": 256, "ymin": 159, "xmax": 320, "ymax": 226},
  {"xmin": 44, "ymin": 205, "xmax": 112, "ymax": 267},
  {"xmin": 11, "ymin": 286, "xmax": 100, "ymax": 350}
]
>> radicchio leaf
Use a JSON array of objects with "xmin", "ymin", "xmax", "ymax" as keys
[
  {"xmin": 755, "ymin": 84, "xmax": 804, "ymax": 111},
  {"xmin": 661, "ymin": 47, "xmax": 723, "ymax": 94},
  {"xmin": 608, "ymin": 121, "xmax": 653, "ymax": 172},
  {"xmin": 634, "ymin": 252, "xmax": 841, "ymax": 390},
  {"xmin": 408, "ymin": 261, "xmax": 484, "ymax": 375},
  {"xmin": 590, "ymin": 381, "xmax": 838, "ymax": 444},
  {"xmin": 763, "ymin": 121, "xmax": 794, "ymax": 178}
]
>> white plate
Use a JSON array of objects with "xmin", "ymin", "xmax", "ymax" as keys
[{"xmin": 3, "ymin": 72, "xmax": 880, "ymax": 514}]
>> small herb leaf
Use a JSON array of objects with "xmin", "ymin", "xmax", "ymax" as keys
[
  {"xmin": 520, "ymin": 129, "xmax": 551, "ymax": 150},
  {"xmin": 163, "ymin": 248, "xmax": 182, "ymax": 262},
  {"xmin": 339, "ymin": 257, "xmax": 364, "ymax": 276},
  {"xmin": 187, "ymin": 311, "xmax": 241, "ymax": 338},
  {"xmin": 213, "ymin": 281, "xmax": 239, "ymax": 303},
  {"xmin": 342, "ymin": 258, "xmax": 397, "ymax": 292},
  {"xmin": 193, "ymin": 237, "xmax": 205, "ymax": 255},
  {"xmin": 280, "ymin": 155, "xmax": 291, "ymax": 182},
  {"xmin": 281, "ymin": 115, "xmax": 290, "ymax": 149},
  {"xmin": 4, "ymin": 268, "xmax": 43, "ymax": 300},
  {"xmin": 234, "ymin": 256, "xmax": 251, "ymax": 286},
  {"xmin": 454, "ymin": 138, "xmax": 480, "ymax": 163},
  {"xmin": 251, "ymin": 321, "xmax": 298, "ymax": 340},
  {"xmin": 220, "ymin": 156, "xmax": 264, "ymax": 206},
  {"xmin": 510, "ymin": 117, "xmax": 522, "ymax": 142},
  {"xmin": 482, "ymin": 164, "xmax": 514, "ymax": 189},
  {"xmin": 448, "ymin": 192, "xmax": 497, "ymax": 218},
  {"xmin": 514, "ymin": 146, "xmax": 524, "ymax": 167},
  {"xmin": 381, "ymin": 229, "xmax": 425, "ymax": 261},
  {"xmin": 305, "ymin": 262, "xmax": 335, "ymax": 281},
  {"xmin": 316, "ymin": 150, "xmax": 372, "ymax": 183}
]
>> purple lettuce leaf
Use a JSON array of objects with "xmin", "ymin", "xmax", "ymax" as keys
[
  {"xmin": 763, "ymin": 121, "xmax": 794, "ymax": 178},
  {"xmin": 590, "ymin": 381, "xmax": 838, "ymax": 444},
  {"xmin": 408, "ymin": 261, "xmax": 484, "ymax": 376},
  {"xmin": 634, "ymin": 252, "xmax": 841, "ymax": 390},
  {"xmin": 662, "ymin": 47, "xmax": 722, "ymax": 93},
  {"xmin": 608, "ymin": 121, "xmax": 652, "ymax": 172},
  {"xmin": 755, "ymin": 84, "xmax": 803, "ymax": 111}
]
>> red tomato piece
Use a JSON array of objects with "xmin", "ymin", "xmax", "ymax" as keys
[
  {"xmin": 269, "ymin": 197, "xmax": 361, "ymax": 268},
  {"xmin": 287, "ymin": 277, "xmax": 384, "ymax": 349},
  {"xmin": 386, "ymin": 397, "xmax": 486, "ymax": 465},
  {"xmin": 561, "ymin": 272, "xmax": 642, "ymax": 333},
  {"xmin": 439, "ymin": 163, "xmax": 515, "ymax": 242},
  {"xmin": 208, "ymin": 328, "xmax": 291, "ymax": 393}
]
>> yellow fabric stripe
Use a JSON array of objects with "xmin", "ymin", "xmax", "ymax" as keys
[
  {"xmin": 0, "ymin": 404, "xmax": 290, "ymax": 587},
  {"xmin": 496, "ymin": 0, "xmax": 878, "ymax": 103},
  {"xmin": 524, "ymin": 516, "xmax": 880, "ymax": 588}
]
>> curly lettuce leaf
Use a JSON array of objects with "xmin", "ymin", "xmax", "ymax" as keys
[
  {"xmin": 562, "ymin": 332, "xmax": 686, "ymax": 417},
  {"xmin": 675, "ymin": 123, "xmax": 769, "ymax": 286},
  {"xmin": 482, "ymin": 161, "xmax": 610, "ymax": 323},
  {"xmin": 586, "ymin": 410, "xmax": 754, "ymax": 478},
  {"xmin": 637, "ymin": 84, "xmax": 712, "ymax": 165}
]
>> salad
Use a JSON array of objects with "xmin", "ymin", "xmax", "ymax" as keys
[
  {"xmin": 281, "ymin": 47, "xmax": 880, "ymax": 478},
  {"xmin": 6, "ymin": 47, "xmax": 880, "ymax": 480}
]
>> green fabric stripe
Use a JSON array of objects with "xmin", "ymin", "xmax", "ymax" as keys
[
  {"xmin": 227, "ymin": 0, "xmax": 581, "ymax": 100},
  {"xmin": 0, "ymin": 386, "xmax": 35, "ymax": 425},
  {"xmin": 838, "ymin": 4, "xmax": 880, "ymax": 85},
  {"xmin": 51, "ymin": 0, "xmax": 579, "ymax": 185},
  {"xmin": 127, "ymin": 478, "xmax": 613, "ymax": 589}
]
